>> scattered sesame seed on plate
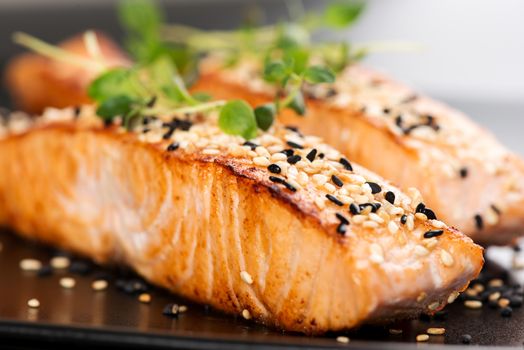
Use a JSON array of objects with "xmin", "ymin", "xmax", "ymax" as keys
[
  {"xmin": 336, "ymin": 336, "xmax": 350, "ymax": 343},
  {"xmin": 92, "ymin": 279, "xmax": 108, "ymax": 291},
  {"xmin": 389, "ymin": 329, "xmax": 403, "ymax": 335},
  {"xmin": 59, "ymin": 277, "xmax": 76, "ymax": 289},
  {"xmin": 240, "ymin": 271, "xmax": 254, "ymax": 285},
  {"xmin": 138, "ymin": 293, "xmax": 151, "ymax": 304},
  {"xmin": 19, "ymin": 258, "xmax": 42, "ymax": 272},
  {"xmin": 178, "ymin": 305, "xmax": 188, "ymax": 313},
  {"xmin": 416, "ymin": 334, "xmax": 429, "ymax": 342},
  {"xmin": 498, "ymin": 298, "xmax": 510, "ymax": 308},
  {"xmin": 427, "ymin": 327, "xmax": 445, "ymax": 335},
  {"xmin": 50, "ymin": 256, "xmax": 70, "ymax": 269},
  {"xmin": 464, "ymin": 300, "xmax": 483, "ymax": 309},
  {"xmin": 27, "ymin": 298, "xmax": 40, "ymax": 309}
]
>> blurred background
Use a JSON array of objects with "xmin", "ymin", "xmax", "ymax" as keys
[{"xmin": 0, "ymin": 0, "xmax": 522, "ymax": 152}]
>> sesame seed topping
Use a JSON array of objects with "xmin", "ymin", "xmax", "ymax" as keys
[
  {"xmin": 336, "ymin": 336, "xmax": 350, "ymax": 344},
  {"xmin": 337, "ymin": 223, "xmax": 347, "ymax": 234},
  {"xmin": 414, "ymin": 245, "xmax": 429, "ymax": 257},
  {"xmin": 474, "ymin": 214, "xmax": 484, "ymax": 230},
  {"xmin": 428, "ymin": 301, "xmax": 440, "ymax": 310},
  {"xmin": 306, "ymin": 148, "xmax": 317, "ymax": 162},
  {"xmin": 242, "ymin": 309, "xmax": 252, "ymax": 320},
  {"xmin": 400, "ymin": 214, "xmax": 407, "ymax": 224},
  {"xmin": 269, "ymin": 176, "xmax": 285, "ymax": 184},
  {"xmin": 281, "ymin": 149, "xmax": 294, "ymax": 157},
  {"xmin": 366, "ymin": 182, "xmax": 382, "ymax": 194},
  {"xmin": 240, "ymin": 271, "xmax": 254, "ymax": 285},
  {"xmin": 498, "ymin": 298, "xmax": 510, "ymax": 308},
  {"xmin": 339, "ymin": 158, "xmax": 353, "ymax": 171},
  {"xmin": 459, "ymin": 167, "xmax": 468, "ymax": 178},
  {"xmin": 243, "ymin": 141, "xmax": 258, "ymax": 150},
  {"xmin": 59, "ymin": 277, "xmax": 76, "ymax": 289},
  {"xmin": 423, "ymin": 230, "xmax": 444, "ymax": 239},
  {"xmin": 388, "ymin": 221, "xmax": 399, "ymax": 234},
  {"xmin": 286, "ymin": 141, "xmax": 303, "ymax": 149},
  {"xmin": 326, "ymin": 194, "xmax": 344, "ymax": 206},
  {"xmin": 389, "ymin": 329, "xmax": 403, "ymax": 335},
  {"xmin": 448, "ymin": 291, "xmax": 460, "ymax": 303},
  {"xmin": 331, "ymin": 175, "xmax": 344, "ymax": 187},
  {"xmin": 267, "ymin": 164, "xmax": 281, "ymax": 174},
  {"xmin": 336, "ymin": 213, "xmax": 350, "ymax": 225},
  {"xmin": 27, "ymin": 298, "xmax": 40, "ymax": 309},
  {"xmin": 349, "ymin": 203, "xmax": 360, "ymax": 215},
  {"xmin": 166, "ymin": 142, "xmax": 179, "ymax": 152},
  {"xmin": 440, "ymin": 250, "xmax": 454, "ymax": 267},
  {"xmin": 385, "ymin": 191, "xmax": 395, "ymax": 204}
]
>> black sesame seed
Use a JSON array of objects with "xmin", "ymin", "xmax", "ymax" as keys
[
  {"xmin": 359, "ymin": 203, "xmax": 381, "ymax": 213},
  {"xmin": 415, "ymin": 203, "xmax": 426, "ymax": 213},
  {"xmin": 400, "ymin": 214, "xmax": 408, "ymax": 224},
  {"xmin": 423, "ymin": 230, "xmax": 444, "ymax": 239},
  {"xmin": 285, "ymin": 126, "xmax": 302, "ymax": 137},
  {"xmin": 385, "ymin": 191, "xmax": 395, "ymax": 204},
  {"xmin": 337, "ymin": 223, "xmax": 347, "ymax": 234},
  {"xmin": 146, "ymin": 96, "xmax": 157, "ymax": 107},
  {"xmin": 73, "ymin": 105, "xmax": 81, "ymax": 118},
  {"xmin": 287, "ymin": 155, "xmax": 301, "ymax": 164},
  {"xmin": 283, "ymin": 181, "xmax": 297, "ymax": 192},
  {"xmin": 269, "ymin": 176, "xmax": 285, "ymax": 184},
  {"xmin": 510, "ymin": 296, "xmax": 523, "ymax": 308},
  {"xmin": 37, "ymin": 265, "xmax": 53, "ymax": 277},
  {"xmin": 331, "ymin": 175, "xmax": 343, "ymax": 187},
  {"xmin": 167, "ymin": 142, "xmax": 179, "ymax": 152},
  {"xmin": 349, "ymin": 203, "xmax": 360, "ymax": 215},
  {"xmin": 162, "ymin": 127, "xmax": 176, "ymax": 140},
  {"xmin": 491, "ymin": 204, "xmax": 501, "ymax": 215},
  {"xmin": 162, "ymin": 303, "xmax": 179, "ymax": 317},
  {"xmin": 513, "ymin": 245, "xmax": 521, "ymax": 252},
  {"xmin": 501, "ymin": 306, "xmax": 513, "ymax": 317},
  {"xmin": 69, "ymin": 260, "xmax": 92, "ymax": 275},
  {"xmin": 474, "ymin": 214, "xmax": 484, "ymax": 230},
  {"xmin": 339, "ymin": 158, "xmax": 353, "ymax": 171},
  {"xmin": 366, "ymin": 182, "xmax": 382, "ymax": 194},
  {"xmin": 423, "ymin": 208, "xmax": 437, "ymax": 220},
  {"xmin": 383, "ymin": 108, "xmax": 391, "ymax": 114},
  {"xmin": 326, "ymin": 194, "xmax": 344, "ymax": 206},
  {"xmin": 281, "ymin": 149, "xmax": 294, "ymax": 157},
  {"xmin": 306, "ymin": 149, "xmax": 317, "ymax": 162},
  {"xmin": 243, "ymin": 141, "xmax": 258, "ymax": 150},
  {"xmin": 461, "ymin": 334, "xmax": 472, "ymax": 344},
  {"xmin": 325, "ymin": 88, "xmax": 338, "ymax": 98},
  {"xmin": 433, "ymin": 310, "xmax": 448, "ymax": 320},
  {"xmin": 286, "ymin": 141, "xmax": 303, "ymax": 149},
  {"xmin": 459, "ymin": 167, "xmax": 468, "ymax": 178},
  {"xmin": 142, "ymin": 128, "xmax": 150, "ymax": 134},
  {"xmin": 395, "ymin": 115, "xmax": 403, "ymax": 128},
  {"xmin": 402, "ymin": 94, "xmax": 418, "ymax": 104},
  {"xmin": 268, "ymin": 164, "xmax": 281, "ymax": 174},
  {"xmin": 318, "ymin": 153, "xmax": 325, "ymax": 159},
  {"xmin": 336, "ymin": 213, "xmax": 349, "ymax": 225}
]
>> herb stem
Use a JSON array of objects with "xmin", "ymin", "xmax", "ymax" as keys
[{"xmin": 147, "ymin": 100, "xmax": 227, "ymax": 116}]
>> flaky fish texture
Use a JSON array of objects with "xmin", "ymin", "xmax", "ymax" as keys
[
  {"xmin": 0, "ymin": 107, "xmax": 482, "ymax": 333},
  {"xmin": 192, "ymin": 59, "xmax": 524, "ymax": 245}
]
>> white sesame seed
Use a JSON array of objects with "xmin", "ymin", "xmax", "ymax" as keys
[
  {"xmin": 297, "ymin": 172, "xmax": 309, "ymax": 186},
  {"xmin": 352, "ymin": 215, "xmax": 366, "ymax": 224},
  {"xmin": 406, "ymin": 215, "xmax": 415, "ymax": 230},
  {"xmin": 19, "ymin": 259, "xmax": 42, "ymax": 272},
  {"xmin": 428, "ymin": 301, "xmax": 440, "ymax": 311},
  {"xmin": 473, "ymin": 284, "xmax": 484, "ymax": 293},
  {"xmin": 417, "ymin": 292, "xmax": 427, "ymax": 302},
  {"xmin": 489, "ymin": 279, "xmax": 503, "ymax": 287},
  {"xmin": 349, "ymin": 175, "xmax": 366, "ymax": 184},
  {"xmin": 440, "ymin": 250, "xmax": 454, "ymax": 267},
  {"xmin": 430, "ymin": 220, "xmax": 446, "ymax": 229},
  {"xmin": 50, "ymin": 256, "xmax": 70, "ymax": 269},
  {"xmin": 91, "ymin": 280, "xmax": 108, "ymax": 291},
  {"xmin": 415, "ymin": 212, "xmax": 428, "ymax": 221},
  {"xmin": 312, "ymin": 174, "xmax": 328, "ymax": 186},
  {"xmin": 423, "ymin": 237, "xmax": 438, "ymax": 249},
  {"xmin": 240, "ymin": 271, "xmax": 254, "ymax": 285},
  {"xmin": 178, "ymin": 305, "xmax": 188, "ymax": 313},
  {"xmin": 138, "ymin": 293, "xmax": 151, "ymax": 303},
  {"xmin": 389, "ymin": 329, "xmax": 403, "ymax": 335},
  {"xmin": 369, "ymin": 213, "xmax": 384, "ymax": 223},
  {"xmin": 324, "ymin": 183, "xmax": 336, "ymax": 193},
  {"xmin": 242, "ymin": 309, "xmax": 252, "ymax": 320},
  {"xmin": 464, "ymin": 300, "xmax": 483, "ymax": 309},
  {"xmin": 370, "ymin": 244, "xmax": 384, "ymax": 263},
  {"xmin": 255, "ymin": 146, "xmax": 270, "ymax": 158},
  {"xmin": 202, "ymin": 148, "xmax": 220, "ymax": 155},
  {"xmin": 336, "ymin": 336, "xmax": 350, "ymax": 344},
  {"xmin": 253, "ymin": 156, "xmax": 270, "ymax": 166},
  {"xmin": 416, "ymin": 334, "xmax": 429, "ymax": 342},
  {"xmin": 447, "ymin": 291, "xmax": 460, "ymax": 303},
  {"xmin": 387, "ymin": 221, "xmax": 399, "ymax": 234},
  {"xmin": 271, "ymin": 152, "xmax": 287, "ymax": 162},
  {"xmin": 414, "ymin": 245, "xmax": 429, "ymax": 257},
  {"xmin": 27, "ymin": 298, "xmax": 40, "ymax": 309},
  {"xmin": 489, "ymin": 292, "xmax": 501, "ymax": 301},
  {"xmin": 59, "ymin": 277, "xmax": 76, "ymax": 289},
  {"xmin": 427, "ymin": 327, "xmax": 445, "ymax": 335},
  {"xmin": 388, "ymin": 206, "xmax": 404, "ymax": 216},
  {"xmin": 363, "ymin": 221, "xmax": 379, "ymax": 229},
  {"xmin": 314, "ymin": 197, "xmax": 326, "ymax": 209}
]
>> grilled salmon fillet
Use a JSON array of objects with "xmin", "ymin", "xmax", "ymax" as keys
[
  {"xmin": 4, "ymin": 32, "xmax": 130, "ymax": 114},
  {"xmin": 0, "ymin": 107, "xmax": 482, "ymax": 333},
  {"xmin": 191, "ymin": 59, "xmax": 524, "ymax": 245}
]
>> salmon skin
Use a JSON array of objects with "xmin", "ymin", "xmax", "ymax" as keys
[
  {"xmin": 192, "ymin": 59, "xmax": 524, "ymax": 245},
  {"xmin": 0, "ymin": 107, "xmax": 482, "ymax": 334}
]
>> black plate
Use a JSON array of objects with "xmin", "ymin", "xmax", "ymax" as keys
[{"xmin": 0, "ymin": 229, "xmax": 523, "ymax": 349}]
